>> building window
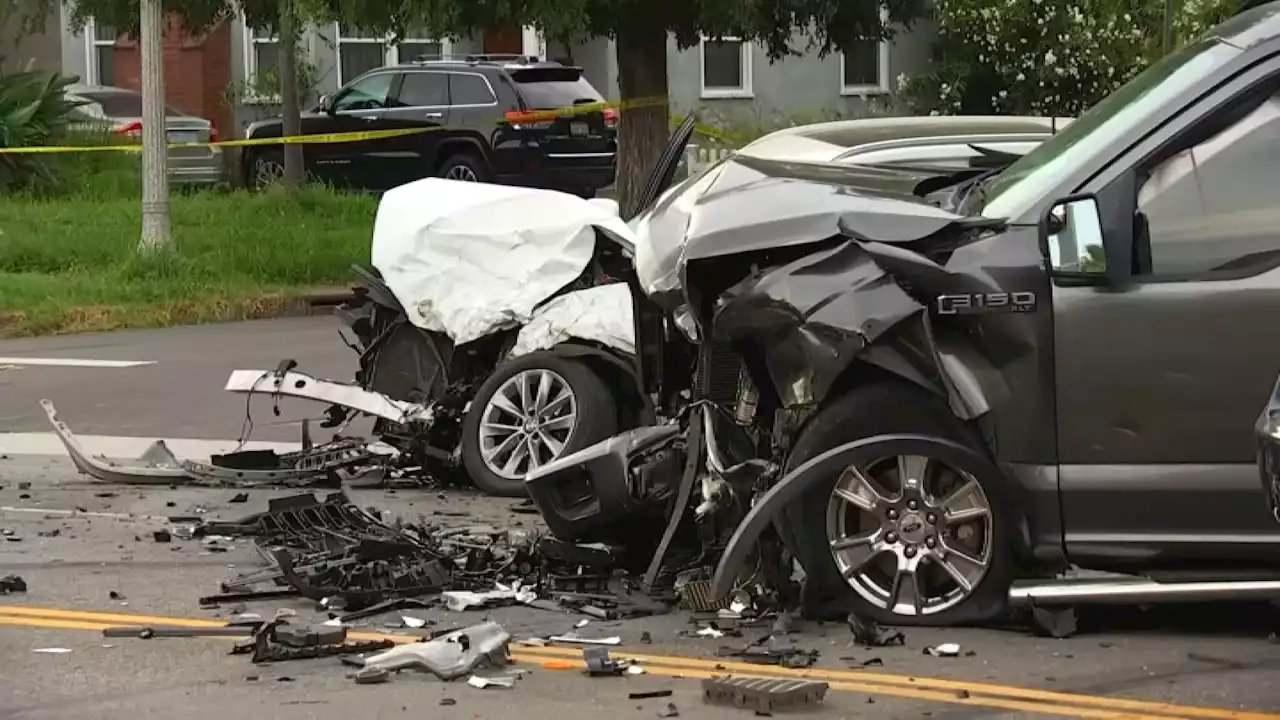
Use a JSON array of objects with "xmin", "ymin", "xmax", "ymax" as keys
[
  {"xmin": 334, "ymin": 24, "xmax": 448, "ymax": 86},
  {"xmin": 839, "ymin": 13, "xmax": 891, "ymax": 94},
  {"xmin": 699, "ymin": 36, "xmax": 752, "ymax": 99},
  {"xmin": 245, "ymin": 25, "xmax": 280, "ymax": 86},
  {"xmin": 84, "ymin": 18, "xmax": 118, "ymax": 86}
]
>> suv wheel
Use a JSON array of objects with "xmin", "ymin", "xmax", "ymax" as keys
[
  {"xmin": 782, "ymin": 378, "xmax": 1016, "ymax": 626},
  {"xmin": 438, "ymin": 153, "xmax": 489, "ymax": 183},
  {"xmin": 461, "ymin": 353, "xmax": 618, "ymax": 497},
  {"xmin": 249, "ymin": 150, "xmax": 285, "ymax": 190}
]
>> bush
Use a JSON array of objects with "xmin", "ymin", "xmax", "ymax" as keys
[
  {"xmin": 0, "ymin": 70, "xmax": 81, "ymax": 192},
  {"xmin": 900, "ymin": 0, "xmax": 1248, "ymax": 117}
]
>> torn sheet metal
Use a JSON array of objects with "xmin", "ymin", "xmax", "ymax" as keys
[
  {"xmin": 224, "ymin": 370, "xmax": 432, "ymax": 425},
  {"xmin": 42, "ymin": 399, "xmax": 188, "ymax": 484},
  {"xmin": 509, "ymin": 283, "xmax": 635, "ymax": 359},
  {"xmin": 370, "ymin": 177, "xmax": 637, "ymax": 345}
]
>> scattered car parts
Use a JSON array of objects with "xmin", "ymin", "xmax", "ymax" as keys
[
  {"xmin": 700, "ymin": 676, "xmax": 828, "ymax": 713},
  {"xmin": 355, "ymin": 621, "xmax": 511, "ymax": 680}
]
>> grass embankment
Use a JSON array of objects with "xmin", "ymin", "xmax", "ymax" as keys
[{"xmin": 0, "ymin": 149, "xmax": 378, "ymax": 337}]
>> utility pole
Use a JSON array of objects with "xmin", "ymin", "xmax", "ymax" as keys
[
  {"xmin": 278, "ymin": 0, "xmax": 303, "ymax": 188},
  {"xmin": 138, "ymin": 0, "xmax": 171, "ymax": 251}
]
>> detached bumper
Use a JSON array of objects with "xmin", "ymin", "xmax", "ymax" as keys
[{"xmin": 524, "ymin": 424, "xmax": 682, "ymax": 541}]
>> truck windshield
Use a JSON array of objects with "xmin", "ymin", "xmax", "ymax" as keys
[{"xmin": 979, "ymin": 38, "xmax": 1240, "ymax": 221}]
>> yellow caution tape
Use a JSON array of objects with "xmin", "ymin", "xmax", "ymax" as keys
[{"xmin": 0, "ymin": 94, "xmax": 745, "ymax": 154}]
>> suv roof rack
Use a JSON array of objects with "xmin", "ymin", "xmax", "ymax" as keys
[{"xmin": 408, "ymin": 53, "xmax": 558, "ymax": 66}]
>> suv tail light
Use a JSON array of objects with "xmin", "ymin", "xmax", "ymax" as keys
[
  {"xmin": 115, "ymin": 120, "xmax": 142, "ymax": 138},
  {"xmin": 603, "ymin": 107, "xmax": 618, "ymax": 128},
  {"xmin": 504, "ymin": 110, "xmax": 556, "ymax": 129}
]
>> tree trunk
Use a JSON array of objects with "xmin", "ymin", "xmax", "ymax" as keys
[
  {"xmin": 279, "ymin": 0, "xmax": 303, "ymax": 189},
  {"xmin": 614, "ymin": 24, "xmax": 670, "ymax": 219},
  {"xmin": 137, "ymin": 0, "xmax": 171, "ymax": 252}
]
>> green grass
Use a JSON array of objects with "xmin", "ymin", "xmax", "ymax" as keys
[{"xmin": 0, "ymin": 149, "xmax": 378, "ymax": 336}]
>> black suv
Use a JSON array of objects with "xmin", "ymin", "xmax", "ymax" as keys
[{"xmin": 241, "ymin": 55, "xmax": 617, "ymax": 196}]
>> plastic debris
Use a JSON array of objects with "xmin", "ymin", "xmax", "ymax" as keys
[
  {"xmin": 0, "ymin": 575, "xmax": 27, "ymax": 594},
  {"xmin": 549, "ymin": 634, "xmax": 622, "ymax": 645},
  {"xmin": 701, "ymin": 676, "xmax": 828, "ymax": 713},
  {"xmin": 583, "ymin": 646, "xmax": 630, "ymax": 676},
  {"xmin": 358, "ymin": 621, "xmax": 511, "ymax": 680},
  {"xmin": 401, "ymin": 615, "xmax": 428, "ymax": 629},
  {"xmin": 657, "ymin": 702, "xmax": 680, "ymax": 717},
  {"xmin": 1030, "ymin": 604, "xmax": 1079, "ymax": 639},
  {"xmin": 353, "ymin": 666, "xmax": 390, "ymax": 684},
  {"xmin": 696, "ymin": 626, "xmax": 725, "ymax": 638},
  {"xmin": 629, "ymin": 689, "xmax": 672, "ymax": 699},
  {"xmin": 468, "ymin": 674, "xmax": 517, "ymax": 689},
  {"xmin": 847, "ymin": 612, "xmax": 905, "ymax": 646},
  {"xmin": 32, "ymin": 648, "xmax": 72, "ymax": 654},
  {"xmin": 924, "ymin": 643, "xmax": 961, "ymax": 657}
]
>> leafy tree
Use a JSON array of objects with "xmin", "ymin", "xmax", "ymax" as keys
[
  {"xmin": 900, "ymin": 0, "xmax": 1255, "ymax": 117},
  {"xmin": 312, "ymin": 0, "xmax": 924, "ymax": 217}
]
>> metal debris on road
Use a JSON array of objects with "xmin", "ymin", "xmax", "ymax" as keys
[
  {"xmin": 656, "ymin": 701, "xmax": 680, "ymax": 717},
  {"xmin": 467, "ymin": 674, "xmax": 518, "ymax": 689},
  {"xmin": 548, "ymin": 634, "xmax": 623, "ymax": 646},
  {"xmin": 583, "ymin": 646, "xmax": 632, "ymax": 676},
  {"xmin": 629, "ymin": 690, "xmax": 672, "ymax": 699},
  {"xmin": 353, "ymin": 666, "xmax": 391, "ymax": 684},
  {"xmin": 31, "ymin": 648, "xmax": 73, "ymax": 654}
]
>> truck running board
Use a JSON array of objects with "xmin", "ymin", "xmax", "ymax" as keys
[{"xmin": 1008, "ymin": 577, "xmax": 1280, "ymax": 606}]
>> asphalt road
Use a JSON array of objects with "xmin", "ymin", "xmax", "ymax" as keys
[{"xmin": 2, "ymin": 319, "xmax": 1280, "ymax": 719}]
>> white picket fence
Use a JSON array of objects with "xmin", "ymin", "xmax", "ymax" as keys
[{"xmin": 683, "ymin": 144, "xmax": 736, "ymax": 174}]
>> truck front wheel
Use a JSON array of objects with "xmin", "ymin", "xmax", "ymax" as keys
[{"xmin": 781, "ymin": 377, "xmax": 1016, "ymax": 626}]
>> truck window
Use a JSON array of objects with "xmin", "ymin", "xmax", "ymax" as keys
[
  {"xmin": 1136, "ymin": 89, "xmax": 1280, "ymax": 276},
  {"xmin": 979, "ymin": 39, "xmax": 1240, "ymax": 221}
]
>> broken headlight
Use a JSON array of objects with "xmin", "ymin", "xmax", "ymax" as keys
[{"xmin": 672, "ymin": 304, "xmax": 700, "ymax": 342}]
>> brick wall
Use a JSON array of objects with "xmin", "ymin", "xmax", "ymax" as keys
[{"xmin": 112, "ymin": 14, "xmax": 232, "ymax": 137}]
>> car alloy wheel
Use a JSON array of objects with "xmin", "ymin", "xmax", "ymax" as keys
[
  {"xmin": 254, "ymin": 156, "xmax": 285, "ymax": 188},
  {"xmin": 445, "ymin": 164, "xmax": 479, "ymax": 181},
  {"xmin": 824, "ymin": 453, "xmax": 993, "ymax": 617},
  {"xmin": 478, "ymin": 368, "xmax": 578, "ymax": 480}
]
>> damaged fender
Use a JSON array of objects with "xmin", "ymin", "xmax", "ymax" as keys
[{"xmin": 710, "ymin": 434, "xmax": 1020, "ymax": 602}]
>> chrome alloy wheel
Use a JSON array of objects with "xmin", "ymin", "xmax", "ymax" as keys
[
  {"xmin": 253, "ymin": 157, "xmax": 285, "ymax": 188},
  {"xmin": 825, "ymin": 454, "xmax": 993, "ymax": 617},
  {"xmin": 478, "ymin": 369, "xmax": 578, "ymax": 480},
  {"xmin": 445, "ymin": 164, "xmax": 479, "ymax": 181}
]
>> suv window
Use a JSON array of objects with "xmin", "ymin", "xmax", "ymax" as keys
[
  {"xmin": 73, "ymin": 91, "xmax": 183, "ymax": 117},
  {"xmin": 334, "ymin": 72, "xmax": 395, "ymax": 112},
  {"xmin": 1137, "ymin": 89, "xmax": 1280, "ymax": 277},
  {"xmin": 510, "ymin": 67, "xmax": 602, "ymax": 109},
  {"xmin": 397, "ymin": 72, "xmax": 448, "ymax": 107},
  {"xmin": 449, "ymin": 73, "xmax": 496, "ymax": 106}
]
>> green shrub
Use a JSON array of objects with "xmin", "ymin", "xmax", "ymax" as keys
[
  {"xmin": 0, "ymin": 70, "xmax": 81, "ymax": 192},
  {"xmin": 900, "ymin": 0, "xmax": 1248, "ymax": 117}
]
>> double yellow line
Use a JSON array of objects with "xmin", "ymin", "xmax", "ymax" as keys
[{"xmin": 0, "ymin": 604, "xmax": 1275, "ymax": 719}]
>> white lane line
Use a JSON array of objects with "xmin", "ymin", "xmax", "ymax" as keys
[
  {"xmin": 0, "ymin": 357, "xmax": 156, "ymax": 368},
  {"xmin": 0, "ymin": 433, "xmax": 299, "ymax": 459}
]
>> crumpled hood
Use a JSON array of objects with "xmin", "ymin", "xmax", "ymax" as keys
[{"xmin": 637, "ymin": 153, "xmax": 970, "ymax": 283}]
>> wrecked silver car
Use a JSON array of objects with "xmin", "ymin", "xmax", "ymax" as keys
[
  {"xmin": 528, "ymin": 2, "xmax": 1280, "ymax": 627},
  {"xmin": 230, "ymin": 177, "xmax": 646, "ymax": 497}
]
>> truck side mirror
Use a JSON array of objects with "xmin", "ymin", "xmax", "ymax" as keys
[
  {"xmin": 1042, "ymin": 196, "xmax": 1106, "ymax": 275},
  {"xmin": 317, "ymin": 94, "xmax": 334, "ymax": 114}
]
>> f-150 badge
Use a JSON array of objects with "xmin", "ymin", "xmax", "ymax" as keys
[{"xmin": 936, "ymin": 292, "xmax": 1036, "ymax": 315}]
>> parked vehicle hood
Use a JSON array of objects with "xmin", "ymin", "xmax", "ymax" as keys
[{"xmin": 633, "ymin": 152, "xmax": 971, "ymax": 299}]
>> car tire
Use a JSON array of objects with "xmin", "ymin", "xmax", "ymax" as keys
[
  {"xmin": 781, "ymin": 376, "xmax": 1016, "ymax": 627},
  {"xmin": 461, "ymin": 352, "xmax": 618, "ymax": 497},
  {"xmin": 248, "ymin": 150, "xmax": 285, "ymax": 190},
  {"xmin": 437, "ymin": 152, "xmax": 491, "ymax": 183}
]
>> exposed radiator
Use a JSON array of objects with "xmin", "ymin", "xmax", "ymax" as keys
[{"xmin": 697, "ymin": 341, "xmax": 745, "ymax": 408}]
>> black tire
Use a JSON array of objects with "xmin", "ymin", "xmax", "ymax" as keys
[
  {"xmin": 437, "ymin": 152, "xmax": 491, "ymax": 183},
  {"xmin": 248, "ymin": 149, "xmax": 285, "ymax": 190},
  {"xmin": 461, "ymin": 352, "xmax": 618, "ymax": 497},
  {"xmin": 781, "ymin": 377, "xmax": 1016, "ymax": 626}
]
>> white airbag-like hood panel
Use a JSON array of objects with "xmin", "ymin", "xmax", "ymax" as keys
[{"xmin": 371, "ymin": 178, "xmax": 636, "ymax": 345}]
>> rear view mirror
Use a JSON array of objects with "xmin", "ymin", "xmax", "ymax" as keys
[{"xmin": 1045, "ymin": 197, "xmax": 1106, "ymax": 274}]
